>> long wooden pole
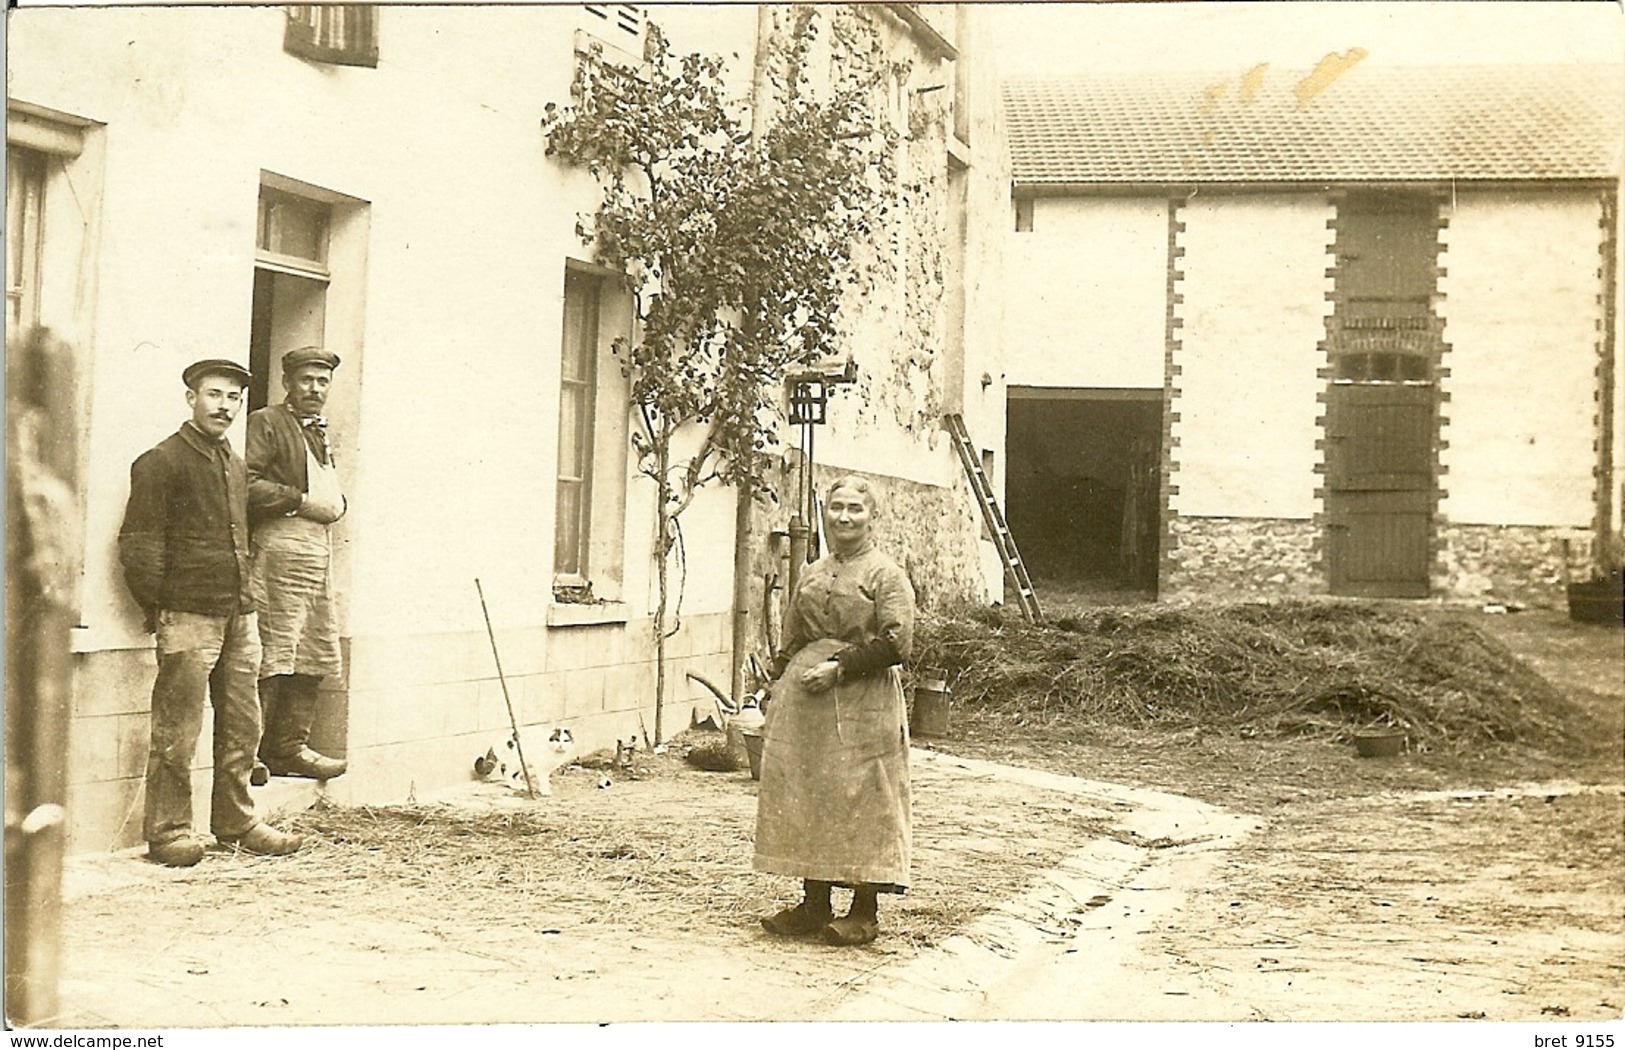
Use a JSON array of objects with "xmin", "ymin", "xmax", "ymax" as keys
[{"xmin": 474, "ymin": 579, "xmax": 537, "ymax": 799}]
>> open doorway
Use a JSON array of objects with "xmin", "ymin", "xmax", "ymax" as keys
[
  {"xmin": 1006, "ymin": 389, "xmax": 1162, "ymax": 595},
  {"xmin": 246, "ymin": 177, "xmax": 349, "ymax": 760}
]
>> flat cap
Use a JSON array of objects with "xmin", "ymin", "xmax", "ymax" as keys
[
  {"xmin": 281, "ymin": 346, "xmax": 341, "ymax": 372},
  {"xmin": 182, "ymin": 358, "xmax": 252, "ymax": 389}
]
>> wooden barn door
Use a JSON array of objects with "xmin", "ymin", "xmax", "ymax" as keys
[
  {"xmin": 1325, "ymin": 191, "xmax": 1439, "ymax": 598},
  {"xmin": 1324, "ymin": 384, "xmax": 1433, "ymax": 596}
]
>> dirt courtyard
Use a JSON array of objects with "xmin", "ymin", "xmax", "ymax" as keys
[{"xmin": 43, "ymin": 607, "xmax": 1625, "ymax": 1028}]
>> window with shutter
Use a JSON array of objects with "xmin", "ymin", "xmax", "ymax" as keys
[
  {"xmin": 284, "ymin": 6, "xmax": 379, "ymax": 68},
  {"xmin": 581, "ymin": 4, "xmax": 646, "ymax": 45}
]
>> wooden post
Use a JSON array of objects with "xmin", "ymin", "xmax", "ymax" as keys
[
  {"xmin": 730, "ymin": 485, "xmax": 753, "ymax": 707},
  {"xmin": 5, "ymin": 326, "xmax": 80, "ymax": 1025}
]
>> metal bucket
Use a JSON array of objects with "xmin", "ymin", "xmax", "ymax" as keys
[
  {"xmin": 1353, "ymin": 729, "xmax": 1407, "ymax": 758},
  {"xmin": 912, "ymin": 677, "xmax": 951, "ymax": 737}
]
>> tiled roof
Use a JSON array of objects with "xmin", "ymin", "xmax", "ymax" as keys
[{"xmin": 1005, "ymin": 63, "xmax": 1625, "ymax": 186}]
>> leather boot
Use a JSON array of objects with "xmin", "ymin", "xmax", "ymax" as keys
[
  {"xmin": 216, "ymin": 822, "xmax": 303, "ymax": 856},
  {"xmin": 255, "ymin": 675, "xmax": 282, "ymax": 767},
  {"xmin": 261, "ymin": 674, "xmax": 347, "ymax": 780}
]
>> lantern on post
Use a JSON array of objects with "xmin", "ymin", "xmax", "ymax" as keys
[{"xmin": 784, "ymin": 358, "xmax": 857, "ymax": 596}]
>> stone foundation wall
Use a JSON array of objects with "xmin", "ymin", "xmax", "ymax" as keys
[
  {"xmin": 1435, "ymin": 522, "xmax": 1593, "ymax": 607},
  {"xmin": 1163, "ymin": 516, "xmax": 1325, "ymax": 599}
]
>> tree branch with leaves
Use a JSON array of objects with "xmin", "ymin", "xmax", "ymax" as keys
[{"xmin": 544, "ymin": 15, "xmax": 895, "ymax": 742}]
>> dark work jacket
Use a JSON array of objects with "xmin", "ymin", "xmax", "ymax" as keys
[
  {"xmin": 246, "ymin": 402, "xmax": 325, "ymax": 526},
  {"xmin": 118, "ymin": 422, "xmax": 254, "ymax": 619}
]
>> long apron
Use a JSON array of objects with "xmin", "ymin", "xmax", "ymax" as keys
[
  {"xmin": 753, "ymin": 637, "xmax": 912, "ymax": 888},
  {"xmin": 250, "ymin": 445, "xmax": 343, "ymax": 678}
]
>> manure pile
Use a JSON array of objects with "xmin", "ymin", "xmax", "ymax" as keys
[{"xmin": 910, "ymin": 600, "xmax": 1576, "ymax": 751}]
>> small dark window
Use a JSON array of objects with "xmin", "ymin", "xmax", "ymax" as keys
[
  {"xmin": 1014, "ymin": 197, "xmax": 1034, "ymax": 233},
  {"xmin": 285, "ymin": 6, "xmax": 378, "ymax": 69}
]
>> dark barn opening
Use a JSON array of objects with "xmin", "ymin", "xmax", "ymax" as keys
[{"xmin": 1006, "ymin": 390, "xmax": 1162, "ymax": 594}]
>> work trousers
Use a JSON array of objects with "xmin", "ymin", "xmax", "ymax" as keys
[{"xmin": 144, "ymin": 609, "xmax": 262, "ymax": 845}]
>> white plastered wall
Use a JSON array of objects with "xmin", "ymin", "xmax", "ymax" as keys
[
  {"xmin": 8, "ymin": 7, "xmax": 764, "ymax": 835},
  {"xmin": 1004, "ymin": 196, "xmax": 1168, "ymax": 390},
  {"xmin": 4, "ymin": 6, "xmax": 761, "ymax": 651},
  {"xmin": 1172, "ymin": 193, "xmax": 1333, "ymax": 519},
  {"xmin": 1439, "ymin": 187, "xmax": 1603, "ymax": 527}
]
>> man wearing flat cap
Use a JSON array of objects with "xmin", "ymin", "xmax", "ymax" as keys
[
  {"xmin": 118, "ymin": 359, "xmax": 304, "ymax": 866},
  {"xmin": 246, "ymin": 346, "xmax": 348, "ymax": 780}
]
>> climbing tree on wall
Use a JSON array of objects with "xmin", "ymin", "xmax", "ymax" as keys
[{"xmin": 544, "ymin": 13, "xmax": 896, "ymax": 742}]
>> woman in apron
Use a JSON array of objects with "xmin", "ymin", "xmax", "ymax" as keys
[{"xmin": 754, "ymin": 476, "xmax": 916, "ymax": 947}]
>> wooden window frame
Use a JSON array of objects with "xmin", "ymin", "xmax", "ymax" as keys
[
  {"xmin": 554, "ymin": 270, "xmax": 603, "ymax": 587},
  {"xmin": 256, "ymin": 185, "xmax": 332, "ymax": 281},
  {"xmin": 6, "ymin": 146, "xmax": 47, "ymax": 337}
]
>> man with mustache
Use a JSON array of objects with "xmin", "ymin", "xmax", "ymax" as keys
[
  {"xmin": 118, "ymin": 359, "xmax": 304, "ymax": 865},
  {"xmin": 245, "ymin": 346, "xmax": 348, "ymax": 781}
]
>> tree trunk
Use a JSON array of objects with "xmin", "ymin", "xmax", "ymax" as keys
[
  {"xmin": 652, "ymin": 439, "xmax": 671, "ymax": 745},
  {"xmin": 730, "ymin": 483, "xmax": 753, "ymax": 706}
]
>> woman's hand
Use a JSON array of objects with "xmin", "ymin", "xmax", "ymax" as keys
[{"xmin": 799, "ymin": 659, "xmax": 842, "ymax": 693}]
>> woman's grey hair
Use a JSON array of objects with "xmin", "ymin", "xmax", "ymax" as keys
[{"xmin": 824, "ymin": 475, "xmax": 882, "ymax": 518}]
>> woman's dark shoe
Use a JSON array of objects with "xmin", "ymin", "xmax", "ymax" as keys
[
  {"xmin": 761, "ymin": 902, "xmax": 834, "ymax": 937},
  {"xmin": 821, "ymin": 916, "xmax": 879, "ymax": 946}
]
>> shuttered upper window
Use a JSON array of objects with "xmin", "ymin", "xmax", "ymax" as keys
[
  {"xmin": 284, "ymin": 6, "xmax": 378, "ymax": 69},
  {"xmin": 1332, "ymin": 192, "xmax": 1437, "ymax": 383},
  {"xmin": 582, "ymin": 4, "xmax": 646, "ymax": 45}
]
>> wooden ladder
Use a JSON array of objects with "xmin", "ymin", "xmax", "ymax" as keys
[{"xmin": 944, "ymin": 413, "xmax": 1041, "ymax": 622}]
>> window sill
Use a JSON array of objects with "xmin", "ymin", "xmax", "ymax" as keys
[{"xmin": 546, "ymin": 601, "xmax": 629, "ymax": 628}]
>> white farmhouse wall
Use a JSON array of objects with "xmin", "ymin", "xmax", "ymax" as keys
[
  {"xmin": 9, "ymin": 5, "xmax": 760, "ymax": 848},
  {"xmin": 1004, "ymin": 196, "xmax": 1167, "ymax": 389},
  {"xmin": 1439, "ymin": 188, "xmax": 1603, "ymax": 527},
  {"xmin": 1173, "ymin": 194, "xmax": 1332, "ymax": 519},
  {"xmin": 7, "ymin": 6, "xmax": 695, "ymax": 647},
  {"xmin": 11, "ymin": 3, "xmax": 1001, "ymax": 850}
]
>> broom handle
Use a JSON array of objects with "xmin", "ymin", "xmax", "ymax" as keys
[{"xmin": 475, "ymin": 578, "xmax": 538, "ymax": 799}]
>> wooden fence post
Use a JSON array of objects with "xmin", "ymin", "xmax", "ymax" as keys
[{"xmin": 5, "ymin": 326, "xmax": 80, "ymax": 1025}]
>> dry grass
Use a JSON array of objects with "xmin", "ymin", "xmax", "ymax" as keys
[
  {"xmin": 910, "ymin": 599, "xmax": 1586, "ymax": 753},
  {"xmin": 274, "ymin": 737, "xmax": 1112, "ymax": 952},
  {"xmin": 256, "ymin": 603, "xmax": 1608, "ymax": 963}
]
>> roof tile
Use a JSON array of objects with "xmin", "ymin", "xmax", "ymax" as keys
[{"xmin": 1005, "ymin": 63, "xmax": 1625, "ymax": 185}]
